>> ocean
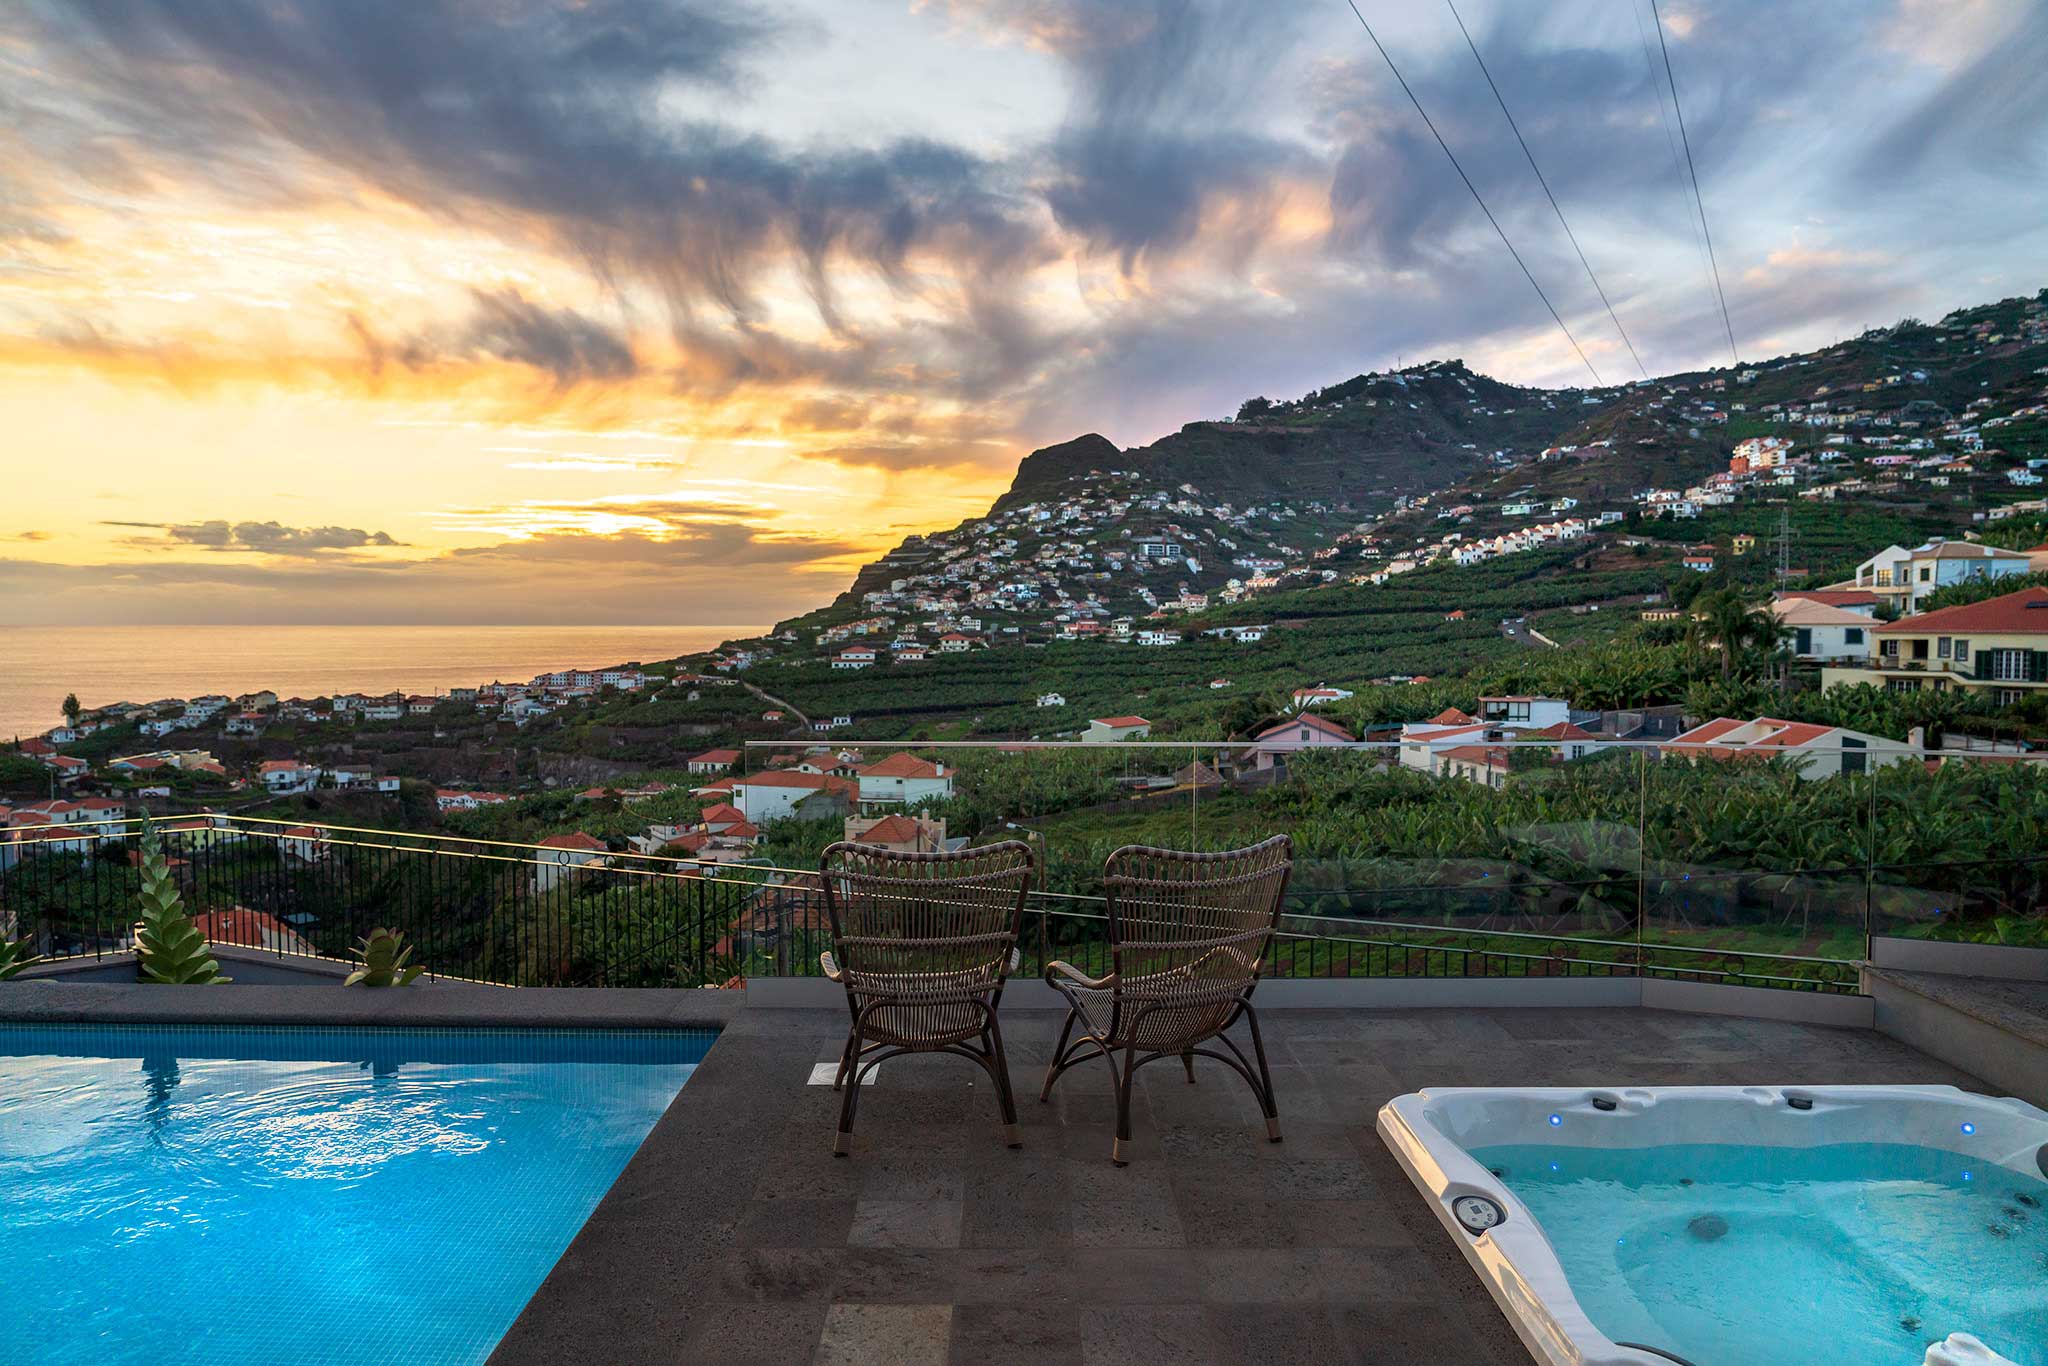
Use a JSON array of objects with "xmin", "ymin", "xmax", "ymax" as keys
[{"xmin": 0, "ymin": 624, "xmax": 752, "ymax": 740}]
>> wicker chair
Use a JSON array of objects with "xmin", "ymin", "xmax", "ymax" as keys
[
  {"xmin": 1039, "ymin": 835, "xmax": 1293, "ymax": 1164},
  {"xmin": 819, "ymin": 839, "xmax": 1034, "ymax": 1156}
]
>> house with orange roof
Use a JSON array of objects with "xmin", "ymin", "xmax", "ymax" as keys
[
  {"xmin": 854, "ymin": 752, "xmax": 953, "ymax": 806},
  {"xmin": 1664, "ymin": 717, "xmax": 1914, "ymax": 780},
  {"xmin": 1082, "ymin": 715, "xmax": 1151, "ymax": 743},
  {"xmin": 1244, "ymin": 713, "xmax": 1355, "ymax": 772},
  {"xmin": 278, "ymin": 824, "xmax": 331, "ymax": 865},
  {"xmin": 1290, "ymin": 686, "xmax": 1354, "ymax": 709},
  {"xmin": 533, "ymin": 831, "xmax": 610, "ymax": 890},
  {"xmin": 188, "ymin": 908, "xmax": 316, "ymax": 957},
  {"xmin": 843, "ymin": 812, "xmax": 949, "ymax": 854},
  {"xmin": 728, "ymin": 770, "xmax": 857, "ymax": 823},
  {"xmin": 1821, "ymin": 586, "xmax": 2048, "ymax": 706},
  {"xmin": 687, "ymin": 749, "xmax": 740, "ymax": 774}
]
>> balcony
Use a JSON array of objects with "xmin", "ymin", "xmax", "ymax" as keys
[{"xmin": 3, "ymin": 741, "xmax": 2044, "ymax": 1364}]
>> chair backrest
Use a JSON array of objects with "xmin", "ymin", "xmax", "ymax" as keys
[
  {"xmin": 1102, "ymin": 835, "xmax": 1293, "ymax": 1000},
  {"xmin": 819, "ymin": 840, "xmax": 1034, "ymax": 990}
]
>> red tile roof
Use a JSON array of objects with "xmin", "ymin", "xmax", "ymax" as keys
[
  {"xmin": 1877, "ymin": 587, "xmax": 2048, "ymax": 635},
  {"xmin": 1426, "ymin": 707, "xmax": 1475, "ymax": 725},
  {"xmin": 854, "ymin": 814, "xmax": 928, "ymax": 845},
  {"xmin": 1092, "ymin": 715, "xmax": 1150, "ymax": 728},
  {"xmin": 1253, "ymin": 713, "xmax": 1356, "ymax": 743},
  {"xmin": 1437, "ymin": 743, "xmax": 1510, "ymax": 768},
  {"xmin": 539, "ymin": 832, "xmax": 607, "ymax": 851},
  {"xmin": 858, "ymin": 752, "xmax": 943, "ymax": 779}
]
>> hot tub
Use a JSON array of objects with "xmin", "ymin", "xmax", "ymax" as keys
[{"xmin": 1377, "ymin": 1085, "xmax": 2048, "ymax": 1366}]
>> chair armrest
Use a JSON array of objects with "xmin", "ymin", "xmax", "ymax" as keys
[
  {"xmin": 1044, "ymin": 959, "xmax": 1116, "ymax": 991},
  {"xmin": 820, "ymin": 950, "xmax": 845, "ymax": 983}
]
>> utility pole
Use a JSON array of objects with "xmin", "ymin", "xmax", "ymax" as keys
[{"xmin": 1774, "ymin": 506, "xmax": 1792, "ymax": 581}]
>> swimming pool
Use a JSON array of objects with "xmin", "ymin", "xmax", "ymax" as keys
[
  {"xmin": 1378, "ymin": 1085, "xmax": 2048, "ymax": 1366},
  {"xmin": 0, "ymin": 1023, "xmax": 713, "ymax": 1366}
]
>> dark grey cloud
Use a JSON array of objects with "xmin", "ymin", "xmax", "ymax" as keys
[
  {"xmin": 104, "ymin": 519, "xmax": 403, "ymax": 554},
  {"xmin": 1032, "ymin": 0, "xmax": 1318, "ymax": 270},
  {"xmin": 438, "ymin": 288, "xmax": 637, "ymax": 387},
  {"xmin": 26, "ymin": 0, "xmax": 1050, "ymax": 332}
]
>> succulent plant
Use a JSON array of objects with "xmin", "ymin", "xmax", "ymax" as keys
[
  {"xmin": 0, "ymin": 934, "xmax": 43, "ymax": 981},
  {"xmin": 345, "ymin": 927, "xmax": 424, "ymax": 988},
  {"xmin": 134, "ymin": 817, "xmax": 230, "ymax": 985}
]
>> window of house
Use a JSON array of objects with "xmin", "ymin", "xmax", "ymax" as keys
[
  {"xmin": 1991, "ymin": 649, "xmax": 2030, "ymax": 681},
  {"xmin": 1918, "ymin": 566, "xmax": 1931, "ymax": 582},
  {"xmin": 1844, "ymin": 628, "xmax": 1864, "ymax": 645},
  {"xmin": 1954, "ymin": 639, "xmax": 1969, "ymax": 662},
  {"xmin": 1937, "ymin": 637, "xmax": 1951, "ymax": 659},
  {"xmin": 1994, "ymin": 688, "xmax": 2024, "ymax": 708},
  {"xmin": 1880, "ymin": 639, "xmax": 1899, "ymax": 659},
  {"xmin": 1887, "ymin": 678, "xmax": 1918, "ymax": 693}
]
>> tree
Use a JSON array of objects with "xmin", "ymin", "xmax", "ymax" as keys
[
  {"xmin": 1688, "ymin": 585, "xmax": 1779, "ymax": 682},
  {"xmin": 61, "ymin": 693, "xmax": 80, "ymax": 727},
  {"xmin": 1235, "ymin": 396, "xmax": 1274, "ymax": 421}
]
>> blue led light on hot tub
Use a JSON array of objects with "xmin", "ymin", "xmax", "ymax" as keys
[
  {"xmin": 1962, "ymin": 1170, "xmax": 1974, "ymax": 1182},
  {"xmin": 1549, "ymin": 1113, "xmax": 1562, "ymax": 1127},
  {"xmin": 1961, "ymin": 1122, "xmax": 1976, "ymax": 1135}
]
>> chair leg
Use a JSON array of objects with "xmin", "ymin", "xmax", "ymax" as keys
[
  {"xmin": 1112, "ymin": 1041, "xmax": 1139, "ymax": 1166},
  {"xmin": 1181, "ymin": 1049, "xmax": 1197, "ymax": 1084},
  {"xmin": 832, "ymin": 1031, "xmax": 854, "ymax": 1091},
  {"xmin": 834, "ymin": 1014, "xmax": 868, "ymax": 1157},
  {"xmin": 1242, "ymin": 1003, "xmax": 1282, "ymax": 1144},
  {"xmin": 1038, "ymin": 1006, "xmax": 1078, "ymax": 1103},
  {"xmin": 985, "ymin": 1012, "xmax": 1022, "ymax": 1149}
]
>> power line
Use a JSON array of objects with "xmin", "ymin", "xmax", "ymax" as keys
[
  {"xmin": 1343, "ymin": 0, "xmax": 1604, "ymax": 387},
  {"xmin": 1444, "ymin": 0, "xmax": 1647, "ymax": 380},
  {"xmin": 1649, "ymin": 0, "xmax": 1737, "ymax": 366},
  {"xmin": 1632, "ymin": 0, "xmax": 1710, "ymax": 281}
]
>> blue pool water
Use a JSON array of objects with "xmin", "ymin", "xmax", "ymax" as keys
[
  {"xmin": 0, "ymin": 1024, "xmax": 712, "ymax": 1366},
  {"xmin": 1472, "ymin": 1141, "xmax": 2048, "ymax": 1366}
]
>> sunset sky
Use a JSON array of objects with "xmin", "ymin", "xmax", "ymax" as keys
[{"xmin": 4, "ymin": 0, "xmax": 2045, "ymax": 626}]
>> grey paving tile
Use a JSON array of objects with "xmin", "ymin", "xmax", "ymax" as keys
[
  {"xmin": 1077, "ymin": 1306, "xmax": 1219, "ymax": 1366},
  {"xmin": 850, "ymin": 1198, "xmax": 965, "ymax": 1249},
  {"xmin": 736, "ymin": 1198, "xmax": 858, "ymax": 1249},
  {"xmin": 815, "ymin": 1303, "xmax": 952, "ymax": 1366},
  {"xmin": 833, "ymin": 1247, "xmax": 961, "ymax": 1304},
  {"xmin": 948, "ymin": 1303, "xmax": 1083, "ymax": 1366},
  {"xmin": 676, "ymin": 1301, "xmax": 831, "ymax": 1366}
]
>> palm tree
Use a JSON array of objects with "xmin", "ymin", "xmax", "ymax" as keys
[
  {"xmin": 61, "ymin": 692, "xmax": 81, "ymax": 727},
  {"xmin": 1688, "ymin": 585, "xmax": 1779, "ymax": 683}
]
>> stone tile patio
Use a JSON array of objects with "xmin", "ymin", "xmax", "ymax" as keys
[{"xmin": 491, "ymin": 1005, "xmax": 1989, "ymax": 1366}]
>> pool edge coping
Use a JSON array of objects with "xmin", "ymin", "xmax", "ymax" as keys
[{"xmin": 0, "ymin": 981, "xmax": 746, "ymax": 1031}]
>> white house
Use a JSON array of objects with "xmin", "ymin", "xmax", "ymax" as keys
[
  {"xmin": 854, "ymin": 753, "xmax": 954, "ymax": 807},
  {"xmin": 1477, "ymin": 696, "xmax": 1570, "ymax": 728},
  {"xmin": 259, "ymin": 759, "xmax": 316, "ymax": 794},
  {"xmin": 1243, "ymin": 713, "xmax": 1355, "ymax": 772},
  {"xmin": 729, "ymin": 771, "xmax": 856, "ymax": 822},
  {"xmin": 533, "ymin": 832, "xmax": 609, "ymax": 891},
  {"xmin": 1083, "ymin": 716, "xmax": 1151, "ymax": 743},
  {"xmin": 1771, "ymin": 598, "xmax": 1873, "ymax": 662},
  {"xmin": 1035, "ymin": 692, "xmax": 1067, "ymax": 708},
  {"xmin": 832, "ymin": 647, "xmax": 876, "ymax": 670},
  {"xmin": 1664, "ymin": 717, "xmax": 1915, "ymax": 780}
]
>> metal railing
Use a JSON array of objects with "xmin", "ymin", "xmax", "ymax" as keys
[{"xmin": 6, "ymin": 733, "xmax": 2044, "ymax": 997}]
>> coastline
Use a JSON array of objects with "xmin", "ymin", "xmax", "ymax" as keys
[{"xmin": 0, "ymin": 623, "xmax": 755, "ymax": 739}]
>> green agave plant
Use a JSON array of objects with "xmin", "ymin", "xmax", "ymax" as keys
[
  {"xmin": 344, "ymin": 927, "xmax": 424, "ymax": 988},
  {"xmin": 0, "ymin": 934, "xmax": 44, "ymax": 981},
  {"xmin": 134, "ymin": 817, "xmax": 230, "ymax": 985}
]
